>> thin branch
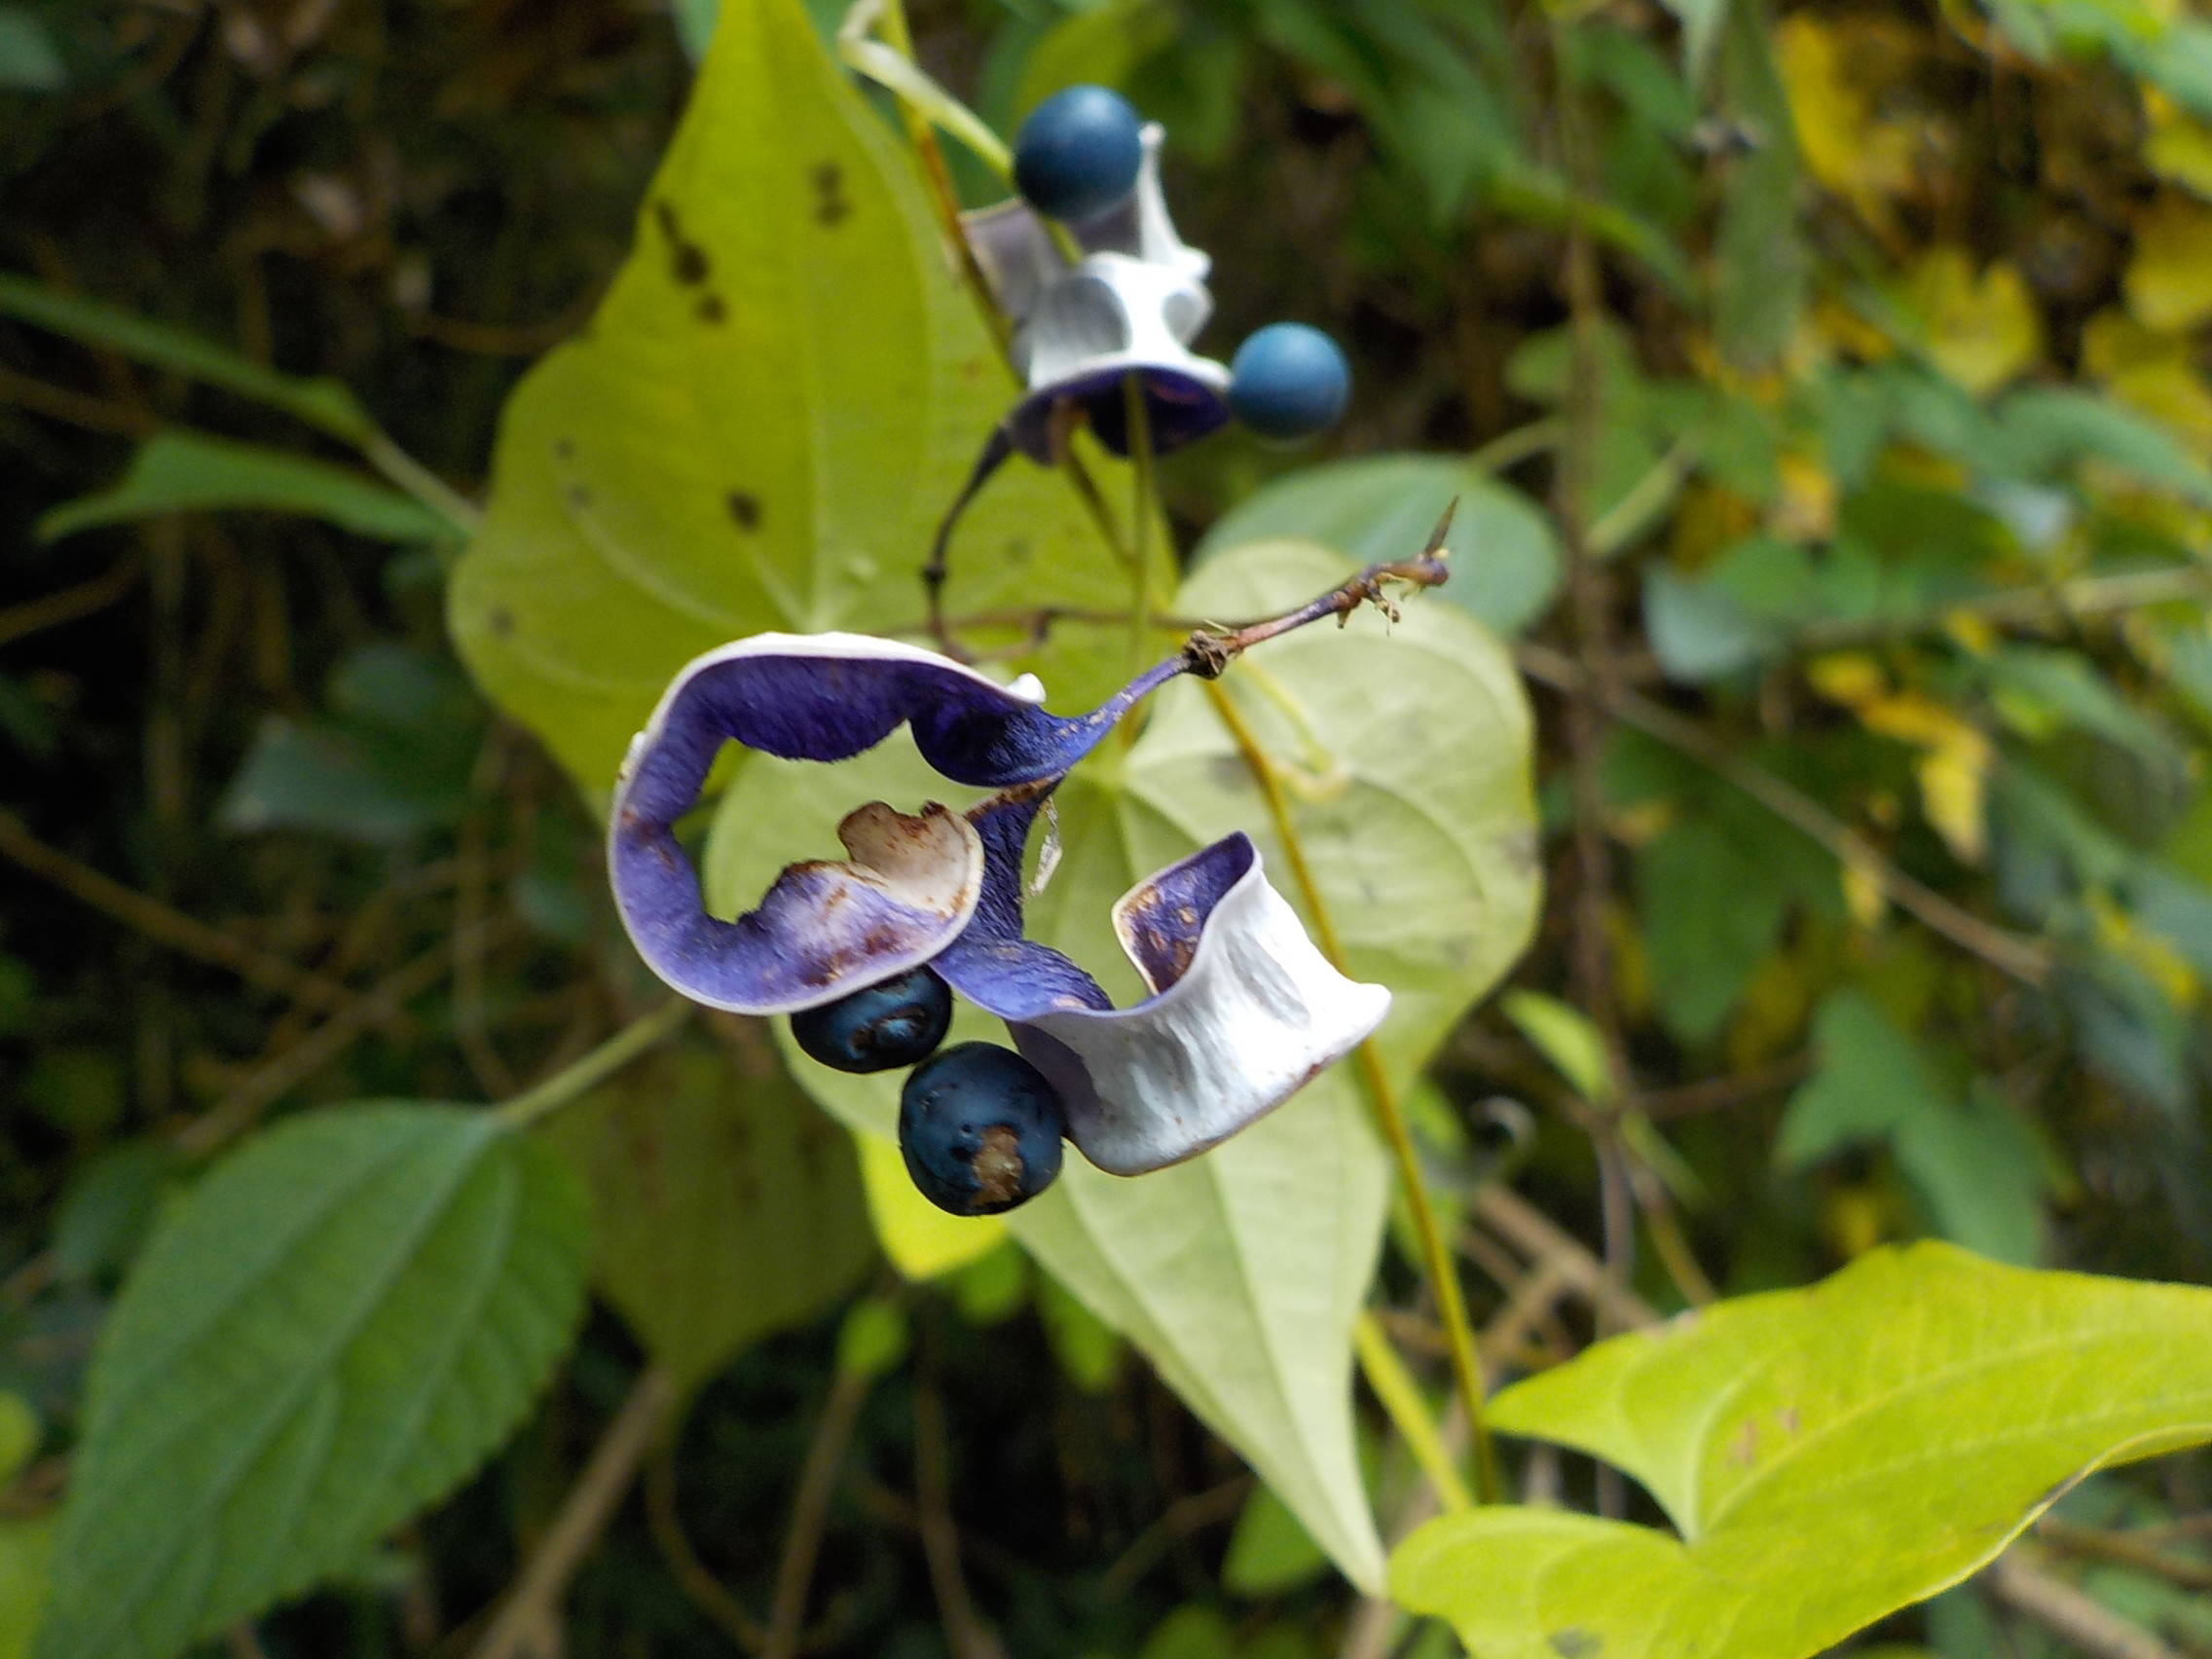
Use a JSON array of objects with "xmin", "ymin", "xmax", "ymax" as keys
[
  {"xmin": 911, "ymin": 1372, "xmax": 1005, "ymax": 1659},
  {"xmin": 497, "ymin": 999, "xmax": 693, "ymax": 1130},
  {"xmin": 1471, "ymin": 1184, "xmax": 1660, "ymax": 1332},
  {"xmin": 1096, "ymin": 1477, "xmax": 1253, "ymax": 1600},
  {"xmin": 763, "ymin": 1368, "xmax": 872, "ymax": 1659},
  {"xmin": 1990, "ymin": 1552, "xmax": 2188, "ymax": 1659},
  {"xmin": 467, "ymin": 1367, "xmax": 677, "ymax": 1659},
  {"xmin": 176, "ymin": 920, "xmax": 503, "ymax": 1157},
  {"xmin": 0, "ymin": 805, "xmax": 355, "ymax": 1014},
  {"xmin": 644, "ymin": 1445, "xmax": 768, "ymax": 1653},
  {"xmin": 0, "ymin": 554, "xmax": 143, "ymax": 646},
  {"xmin": 2036, "ymin": 1518, "xmax": 2212, "ymax": 1594},
  {"xmin": 1515, "ymin": 640, "xmax": 2053, "ymax": 985}
]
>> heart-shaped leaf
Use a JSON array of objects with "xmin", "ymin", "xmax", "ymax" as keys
[
  {"xmin": 708, "ymin": 538, "xmax": 1541, "ymax": 1590},
  {"xmin": 34, "ymin": 1106, "xmax": 589, "ymax": 1659},
  {"xmin": 544, "ymin": 1040, "xmax": 875, "ymax": 1397},
  {"xmin": 449, "ymin": 0, "xmax": 1134, "ymax": 796},
  {"xmin": 1392, "ymin": 1242, "xmax": 2212, "ymax": 1658}
]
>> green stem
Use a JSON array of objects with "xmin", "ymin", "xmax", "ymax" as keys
[
  {"xmin": 498, "ymin": 1001, "xmax": 693, "ymax": 1130},
  {"xmin": 1466, "ymin": 417, "xmax": 1566, "ymax": 476},
  {"xmin": 1122, "ymin": 374, "xmax": 1163, "ymax": 706},
  {"xmin": 1202, "ymin": 681, "xmax": 1502, "ymax": 1505},
  {"xmin": 1355, "ymin": 1313, "xmax": 1472, "ymax": 1512},
  {"xmin": 362, "ymin": 430, "xmax": 482, "ymax": 539}
]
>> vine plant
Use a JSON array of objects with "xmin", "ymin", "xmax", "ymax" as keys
[{"xmin": 7, "ymin": 2, "xmax": 2212, "ymax": 1658}]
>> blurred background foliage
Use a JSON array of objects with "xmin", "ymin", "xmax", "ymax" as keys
[{"xmin": 7, "ymin": 0, "xmax": 2212, "ymax": 1653}]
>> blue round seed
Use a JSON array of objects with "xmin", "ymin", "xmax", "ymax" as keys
[
  {"xmin": 790, "ymin": 967, "xmax": 952, "ymax": 1075},
  {"xmin": 1228, "ymin": 322, "xmax": 1351, "ymax": 442},
  {"xmin": 1013, "ymin": 85, "xmax": 1145, "ymax": 224},
  {"xmin": 900, "ymin": 1042, "xmax": 1067, "ymax": 1216}
]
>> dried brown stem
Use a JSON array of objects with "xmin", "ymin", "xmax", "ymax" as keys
[
  {"xmin": 176, "ymin": 918, "xmax": 504, "ymax": 1156},
  {"xmin": 0, "ymin": 805, "xmax": 354, "ymax": 1014},
  {"xmin": 911, "ymin": 1373, "xmax": 1005, "ymax": 1659},
  {"xmin": 1990, "ymin": 1552, "xmax": 2188, "ymax": 1659},
  {"xmin": 0, "ymin": 554, "xmax": 144, "ymax": 645},
  {"xmin": 644, "ymin": 1444, "xmax": 768, "ymax": 1653},
  {"xmin": 763, "ymin": 1367, "xmax": 872, "ymax": 1659},
  {"xmin": 467, "ymin": 1367, "xmax": 677, "ymax": 1659}
]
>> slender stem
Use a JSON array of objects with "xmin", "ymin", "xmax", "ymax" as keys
[
  {"xmin": 1122, "ymin": 374, "xmax": 1161, "ymax": 715},
  {"xmin": 1201, "ymin": 678, "xmax": 1502, "ymax": 1505},
  {"xmin": 361, "ymin": 430, "xmax": 480, "ymax": 538},
  {"xmin": 468, "ymin": 1367, "xmax": 678, "ymax": 1659},
  {"xmin": 1353, "ymin": 1313, "xmax": 1471, "ymax": 1512},
  {"xmin": 498, "ymin": 1000, "xmax": 693, "ymax": 1130},
  {"xmin": 764, "ymin": 1367, "xmax": 873, "ymax": 1659},
  {"xmin": 1466, "ymin": 416, "xmax": 1567, "ymax": 476},
  {"xmin": 644, "ymin": 1446, "xmax": 770, "ymax": 1652}
]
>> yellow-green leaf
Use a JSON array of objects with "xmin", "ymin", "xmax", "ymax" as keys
[
  {"xmin": 854, "ymin": 1129, "xmax": 1006, "ymax": 1279},
  {"xmin": 449, "ymin": 0, "xmax": 1130, "ymax": 799},
  {"xmin": 2126, "ymin": 192, "xmax": 2212, "ymax": 332},
  {"xmin": 1393, "ymin": 1243, "xmax": 2212, "ymax": 1658}
]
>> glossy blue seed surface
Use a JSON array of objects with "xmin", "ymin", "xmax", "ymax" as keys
[
  {"xmin": 791, "ymin": 967, "xmax": 952, "ymax": 1075},
  {"xmin": 1012, "ymin": 85, "xmax": 1144, "ymax": 224},
  {"xmin": 900, "ymin": 1042, "xmax": 1067, "ymax": 1216},
  {"xmin": 1228, "ymin": 322, "xmax": 1351, "ymax": 441}
]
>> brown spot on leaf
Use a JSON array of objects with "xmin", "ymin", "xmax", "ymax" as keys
[
  {"xmin": 811, "ymin": 160, "xmax": 851, "ymax": 226},
  {"xmin": 552, "ymin": 437, "xmax": 574, "ymax": 461},
  {"xmin": 1549, "ymin": 1632, "xmax": 1600, "ymax": 1659},
  {"xmin": 566, "ymin": 483, "xmax": 593, "ymax": 511},
  {"xmin": 726, "ymin": 491, "xmax": 761, "ymax": 531},
  {"xmin": 696, "ymin": 293, "xmax": 725, "ymax": 324},
  {"xmin": 1729, "ymin": 1419, "xmax": 1759, "ymax": 1467},
  {"xmin": 486, "ymin": 607, "xmax": 514, "ymax": 638},
  {"xmin": 653, "ymin": 198, "xmax": 711, "ymax": 285}
]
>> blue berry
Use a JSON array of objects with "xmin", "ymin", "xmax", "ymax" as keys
[
  {"xmin": 1228, "ymin": 323, "xmax": 1351, "ymax": 442},
  {"xmin": 900, "ymin": 1043, "xmax": 1066, "ymax": 1216},
  {"xmin": 1013, "ymin": 85, "xmax": 1144, "ymax": 224},
  {"xmin": 791, "ymin": 967, "xmax": 952, "ymax": 1075}
]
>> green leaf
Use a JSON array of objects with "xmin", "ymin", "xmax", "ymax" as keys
[
  {"xmin": 853, "ymin": 1130, "xmax": 1007, "ymax": 1277},
  {"xmin": 1642, "ymin": 567, "xmax": 1767, "ymax": 682},
  {"xmin": 38, "ymin": 431, "xmax": 456, "ymax": 545},
  {"xmin": 543, "ymin": 1043, "xmax": 874, "ymax": 1397},
  {"xmin": 0, "ymin": 276, "xmax": 373, "ymax": 442},
  {"xmin": 1714, "ymin": 0, "xmax": 1806, "ymax": 365},
  {"xmin": 1993, "ymin": 387, "xmax": 2212, "ymax": 505},
  {"xmin": 1197, "ymin": 456, "xmax": 1562, "ymax": 637},
  {"xmin": 449, "ymin": 0, "xmax": 1134, "ymax": 797},
  {"xmin": 1780, "ymin": 991, "xmax": 2045, "ymax": 1263},
  {"xmin": 219, "ymin": 719, "xmax": 460, "ymax": 844},
  {"xmin": 1224, "ymin": 1481, "xmax": 1331, "ymax": 1598},
  {"xmin": 1014, "ymin": 0, "xmax": 1178, "ymax": 118},
  {"xmin": 1393, "ymin": 1242, "xmax": 2212, "ymax": 1659},
  {"xmin": 1636, "ymin": 816, "xmax": 1790, "ymax": 1043},
  {"xmin": 713, "ymin": 540, "xmax": 1540, "ymax": 1591},
  {"xmin": 1500, "ymin": 990, "xmax": 1613, "ymax": 1105},
  {"xmin": 0, "ymin": 1518, "xmax": 52, "ymax": 1659},
  {"xmin": 0, "ymin": 8, "xmax": 63, "ymax": 92},
  {"xmin": 34, "ymin": 1105, "xmax": 589, "ymax": 1659}
]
